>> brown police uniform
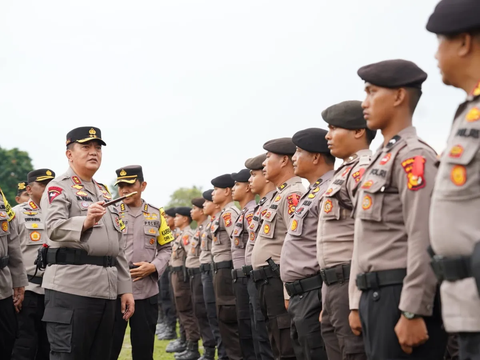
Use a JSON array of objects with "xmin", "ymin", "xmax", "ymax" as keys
[
  {"xmin": 0, "ymin": 188, "xmax": 28, "ymax": 360},
  {"xmin": 427, "ymin": 2, "xmax": 480, "ymax": 357},
  {"xmin": 110, "ymin": 185, "xmax": 173, "ymax": 360},
  {"xmin": 211, "ymin": 195, "xmax": 242, "ymax": 360}
]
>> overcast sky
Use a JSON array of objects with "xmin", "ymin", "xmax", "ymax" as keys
[{"xmin": 0, "ymin": 1, "xmax": 465, "ymax": 206}]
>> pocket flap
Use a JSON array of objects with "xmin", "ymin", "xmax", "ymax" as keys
[
  {"xmin": 42, "ymin": 307, "xmax": 73, "ymax": 324},
  {"xmin": 25, "ymin": 222, "xmax": 45, "ymax": 230},
  {"xmin": 144, "ymin": 226, "xmax": 158, "ymax": 236},
  {"xmin": 443, "ymin": 142, "xmax": 478, "ymax": 166}
]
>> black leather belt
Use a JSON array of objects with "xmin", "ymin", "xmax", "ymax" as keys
[
  {"xmin": 46, "ymin": 248, "xmax": 116, "ymax": 267},
  {"xmin": 200, "ymin": 263, "xmax": 212, "ymax": 273},
  {"xmin": 242, "ymin": 265, "xmax": 253, "ymax": 277},
  {"xmin": 29, "ymin": 276, "xmax": 43, "ymax": 285},
  {"xmin": 0, "ymin": 255, "xmax": 9, "ymax": 270},
  {"xmin": 251, "ymin": 265, "xmax": 279, "ymax": 283},
  {"xmin": 232, "ymin": 268, "xmax": 247, "ymax": 282},
  {"xmin": 430, "ymin": 254, "xmax": 472, "ymax": 282},
  {"xmin": 321, "ymin": 263, "xmax": 351, "ymax": 286},
  {"xmin": 212, "ymin": 260, "xmax": 233, "ymax": 273},
  {"xmin": 285, "ymin": 274, "xmax": 323, "ymax": 297},
  {"xmin": 171, "ymin": 266, "xmax": 184, "ymax": 273},
  {"xmin": 187, "ymin": 267, "xmax": 201, "ymax": 277},
  {"xmin": 356, "ymin": 269, "xmax": 406, "ymax": 291}
]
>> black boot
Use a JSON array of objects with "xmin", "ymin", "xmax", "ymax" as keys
[
  {"xmin": 166, "ymin": 338, "xmax": 187, "ymax": 353},
  {"xmin": 198, "ymin": 347, "xmax": 216, "ymax": 360},
  {"xmin": 158, "ymin": 324, "xmax": 177, "ymax": 340},
  {"xmin": 174, "ymin": 341, "xmax": 201, "ymax": 360}
]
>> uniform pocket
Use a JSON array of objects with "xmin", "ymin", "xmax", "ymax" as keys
[
  {"xmin": 42, "ymin": 307, "xmax": 73, "ymax": 353},
  {"xmin": 25, "ymin": 222, "xmax": 45, "ymax": 245},
  {"xmin": 218, "ymin": 305, "xmax": 237, "ymax": 323},
  {"xmin": 261, "ymin": 211, "xmax": 277, "ymax": 239},
  {"xmin": 144, "ymin": 226, "xmax": 158, "ymax": 249},
  {"xmin": 320, "ymin": 196, "xmax": 341, "ymax": 221},
  {"xmin": 0, "ymin": 215, "xmax": 10, "ymax": 236},
  {"xmin": 356, "ymin": 190, "xmax": 385, "ymax": 222}
]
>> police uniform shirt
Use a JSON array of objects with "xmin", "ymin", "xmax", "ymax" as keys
[
  {"xmin": 245, "ymin": 190, "xmax": 276, "ymax": 266},
  {"xmin": 280, "ymin": 171, "xmax": 334, "ymax": 283},
  {"xmin": 40, "ymin": 167, "xmax": 132, "ymax": 300},
  {"xmin": 11, "ymin": 199, "xmax": 49, "ymax": 295},
  {"xmin": 199, "ymin": 217, "xmax": 215, "ymax": 265},
  {"xmin": 118, "ymin": 200, "xmax": 172, "ymax": 300},
  {"xmin": 430, "ymin": 82, "xmax": 480, "ymax": 332},
  {"xmin": 349, "ymin": 127, "xmax": 438, "ymax": 316},
  {"xmin": 211, "ymin": 203, "xmax": 240, "ymax": 263},
  {"xmin": 185, "ymin": 220, "xmax": 204, "ymax": 269},
  {"xmin": 317, "ymin": 150, "xmax": 372, "ymax": 270},
  {"xmin": 0, "ymin": 189, "xmax": 28, "ymax": 299},
  {"xmin": 252, "ymin": 177, "xmax": 306, "ymax": 269},
  {"xmin": 231, "ymin": 199, "xmax": 256, "ymax": 269},
  {"xmin": 171, "ymin": 226, "xmax": 194, "ymax": 268}
]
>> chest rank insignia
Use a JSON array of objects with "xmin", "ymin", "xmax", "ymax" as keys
[
  {"xmin": 401, "ymin": 156, "xmax": 426, "ymax": 191},
  {"xmin": 324, "ymin": 199, "xmax": 333, "ymax": 213},
  {"xmin": 451, "ymin": 165, "xmax": 467, "ymax": 186},
  {"xmin": 325, "ymin": 188, "xmax": 333, "ymax": 195},
  {"xmin": 279, "ymin": 183, "xmax": 287, "ymax": 191},
  {"xmin": 23, "ymin": 211, "xmax": 37, "ymax": 216},
  {"xmin": 71, "ymin": 184, "xmax": 83, "ymax": 190},
  {"xmin": 29, "ymin": 201, "xmax": 38, "ymax": 210},
  {"xmin": 380, "ymin": 153, "xmax": 392, "ymax": 165},
  {"xmin": 274, "ymin": 195, "xmax": 281, "ymax": 202},
  {"xmin": 361, "ymin": 180, "xmax": 374, "ymax": 189},
  {"xmin": 72, "ymin": 176, "xmax": 82, "ymax": 185},
  {"xmin": 466, "ymin": 107, "xmax": 480, "ymax": 122},
  {"xmin": 362, "ymin": 195, "xmax": 372, "ymax": 210},
  {"xmin": 308, "ymin": 193, "xmax": 316, "ymax": 199},
  {"xmin": 290, "ymin": 219, "xmax": 298, "ymax": 231}
]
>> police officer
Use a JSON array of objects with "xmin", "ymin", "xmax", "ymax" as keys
[
  {"xmin": 11, "ymin": 169, "xmax": 55, "ymax": 360},
  {"xmin": 0, "ymin": 186, "xmax": 28, "ymax": 360},
  {"xmin": 186, "ymin": 198, "xmax": 216, "ymax": 360},
  {"xmin": 231, "ymin": 169, "xmax": 257, "ymax": 360},
  {"xmin": 40, "ymin": 126, "xmax": 134, "ymax": 360},
  {"xmin": 426, "ymin": 2, "xmax": 480, "ymax": 358},
  {"xmin": 280, "ymin": 129, "xmax": 334, "ymax": 360},
  {"xmin": 252, "ymin": 138, "xmax": 306, "ymax": 360},
  {"xmin": 170, "ymin": 207, "xmax": 201, "ymax": 360},
  {"xmin": 318, "ymin": 101, "xmax": 375, "ymax": 360},
  {"xmin": 15, "ymin": 182, "xmax": 29, "ymax": 205},
  {"xmin": 200, "ymin": 190, "xmax": 228, "ymax": 360},
  {"xmin": 210, "ymin": 174, "xmax": 242, "ymax": 360},
  {"xmin": 110, "ymin": 165, "xmax": 173, "ymax": 360},
  {"xmin": 349, "ymin": 61, "xmax": 447, "ymax": 359},
  {"xmin": 245, "ymin": 154, "xmax": 275, "ymax": 360}
]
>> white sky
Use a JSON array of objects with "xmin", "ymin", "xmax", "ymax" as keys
[{"xmin": 0, "ymin": 1, "xmax": 465, "ymax": 206}]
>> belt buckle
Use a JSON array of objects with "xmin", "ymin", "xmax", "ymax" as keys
[
  {"xmin": 293, "ymin": 280, "xmax": 303, "ymax": 296},
  {"xmin": 356, "ymin": 273, "xmax": 367, "ymax": 290}
]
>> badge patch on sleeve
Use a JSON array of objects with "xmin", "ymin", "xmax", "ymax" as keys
[
  {"xmin": 287, "ymin": 194, "xmax": 300, "ymax": 215},
  {"xmin": 222, "ymin": 212, "xmax": 232, "ymax": 227},
  {"xmin": 401, "ymin": 156, "xmax": 426, "ymax": 191},
  {"xmin": 323, "ymin": 199, "xmax": 333, "ymax": 214},
  {"xmin": 48, "ymin": 187, "xmax": 63, "ymax": 203}
]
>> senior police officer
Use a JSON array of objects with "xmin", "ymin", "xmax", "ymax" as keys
[
  {"xmin": 0, "ymin": 186, "xmax": 28, "ymax": 360},
  {"xmin": 252, "ymin": 138, "xmax": 306, "ymax": 360},
  {"xmin": 280, "ymin": 128, "xmax": 334, "ymax": 360},
  {"xmin": 349, "ymin": 61, "xmax": 447, "ymax": 359},
  {"xmin": 110, "ymin": 166, "xmax": 173, "ymax": 360},
  {"xmin": 318, "ymin": 101, "xmax": 375, "ymax": 360},
  {"xmin": 40, "ymin": 127, "xmax": 134, "ymax": 360},
  {"xmin": 210, "ymin": 174, "xmax": 242, "ymax": 360},
  {"xmin": 15, "ymin": 182, "xmax": 29, "ymax": 205},
  {"xmin": 170, "ymin": 207, "xmax": 201, "ymax": 360},
  {"xmin": 199, "ymin": 190, "xmax": 228, "ymax": 360},
  {"xmin": 427, "ymin": 2, "xmax": 480, "ymax": 358},
  {"xmin": 186, "ymin": 198, "xmax": 217, "ymax": 360},
  {"xmin": 231, "ymin": 169, "xmax": 257, "ymax": 360},
  {"xmin": 245, "ymin": 154, "xmax": 275, "ymax": 360},
  {"xmin": 11, "ymin": 169, "xmax": 55, "ymax": 360}
]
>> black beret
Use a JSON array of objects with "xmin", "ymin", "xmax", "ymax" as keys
[
  {"xmin": 191, "ymin": 197, "xmax": 205, "ymax": 208},
  {"xmin": 66, "ymin": 126, "xmax": 106, "ymax": 146},
  {"xmin": 292, "ymin": 128, "xmax": 329, "ymax": 154},
  {"xmin": 322, "ymin": 101, "xmax": 366, "ymax": 129},
  {"xmin": 115, "ymin": 165, "xmax": 143, "ymax": 185},
  {"xmin": 358, "ymin": 59, "xmax": 428, "ymax": 90},
  {"xmin": 202, "ymin": 189, "xmax": 214, "ymax": 202},
  {"xmin": 17, "ymin": 181, "xmax": 27, "ymax": 195},
  {"xmin": 245, "ymin": 154, "xmax": 266, "ymax": 171},
  {"xmin": 231, "ymin": 169, "xmax": 251, "ymax": 183},
  {"xmin": 263, "ymin": 137, "xmax": 296, "ymax": 156},
  {"xmin": 175, "ymin": 207, "xmax": 192, "ymax": 218},
  {"xmin": 165, "ymin": 207, "xmax": 176, "ymax": 217},
  {"xmin": 211, "ymin": 174, "xmax": 235, "ymax": 189},
  {"xmin": 27, "ymin": 169, "xmax": 55, "ymax": 184},
  {"xmin": 427, "ymin": 0, "xmax": 480, "ymax": 35}
]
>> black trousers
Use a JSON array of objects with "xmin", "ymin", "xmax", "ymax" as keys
[
  {"xmin": 247, "ymin": 277, "xmax": 274, "ymax": 360},
  {"xmin": 190, "ymin": 272, "xmax": 216, "ymax": 348},
  {"xmin": 213, "ymin": 268, "xmax": 242, "ymax": 360},
  {"xmin": 201, "ymin": 270, "xmax": 228, "ymax": 360},
  {"xmin": 255, "ymin": 276, "xmax": 296, "ymax": 360},
  {"xmin": 110, "ymin": 295, "xmax": 158, "ymax": 360},
  {"xmin": 359, "ymin": 285, "xmax": 447, "ymax": 360},
  {"xmin": 458, "ymin": 332, "xmax": 480, "ymax": 360},
  {"xmin": 233, "ymin": 276, "xmax": 256, "ymax": 360},
  {"xmin": 288, "ymin": 288, "xmax": 327, "ymax": 360},
  {"xmin": 158, "ymin": 269, "xmax": 176, "ymax": 327},
  {"xmin": 0, "ymin": 296, "xmax": 17, "ymax": 360},
  {"xmin": 43, "ymin": 289, "xmax": 116, "ymax": 360},
  {"xmin": 12, "ymin": 291, "xmax": 49, "ymax": 360}
]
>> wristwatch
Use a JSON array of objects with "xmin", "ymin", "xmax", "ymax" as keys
[{"xmin": 402, "ymin": 311, "xmax": 420, "ymax": 320}]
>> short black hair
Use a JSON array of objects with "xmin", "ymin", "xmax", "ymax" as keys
[
  {"xmin": 365, "ymin": 129, "xmax": 376, "ymax": 145},
  {"xmin": 322, "ymin": 152, "xmax": 335, "ymax": 165},
  {"xmin": 66, "ymin": 143, "xmax": 75, "ymax": 150},
  {"xmin": 406, "ymin": 88, "xmax": 422, "ymax": 114}
]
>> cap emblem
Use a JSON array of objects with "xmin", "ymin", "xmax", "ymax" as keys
[
  {"xmin": 120, "ymin": 169, "xmax": 127, "ymax": 176},
  {"xmin": 46, "ymin": 170, "xmax": 52, "ymax": 176},
  {"xmin": 89, "ymin": 128, "xmax": 97, "ymax": 137}
]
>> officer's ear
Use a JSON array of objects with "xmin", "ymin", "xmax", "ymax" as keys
[
  {"xmin": 393, "ymin": 88, "xmax": 407, "ymax": 108},
  {"xmin": 353, "ymin": 128, "xmax": 366, "ymax": 140},
  {"xmin": 66, "ymin": 143, "xmax": 75, "ymax": 162},
  {"xmin": 140, "ymin": 181, "xmax": 147, "ymax": 192},
  {"xmin": 26, "ymin": 184, "xmax": 34, "ymax": 196}
]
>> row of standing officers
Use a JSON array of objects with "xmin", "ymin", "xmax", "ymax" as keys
[{"xmin": 0, "ymin": 0, "xmax": 480, "ymax": 359}]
